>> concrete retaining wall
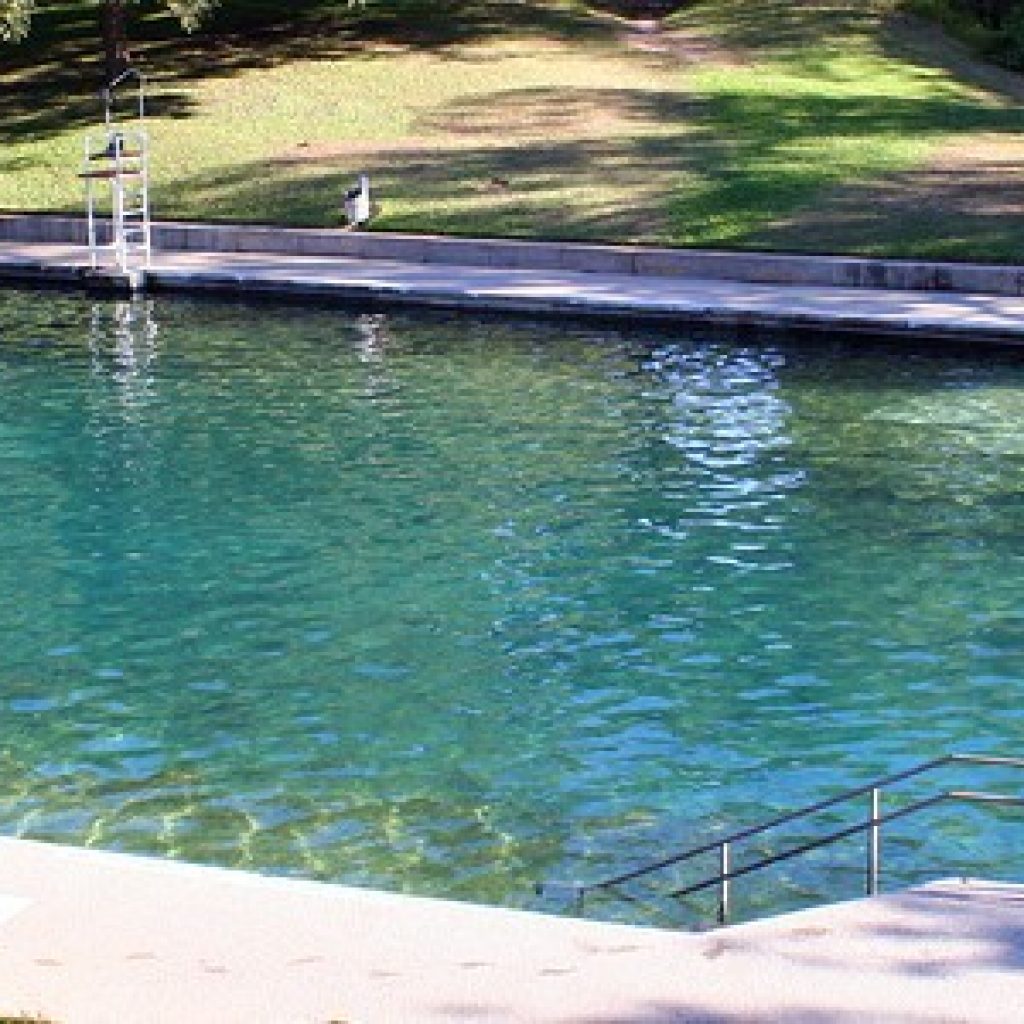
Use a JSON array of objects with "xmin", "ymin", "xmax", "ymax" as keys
[{"xmin": 3, "ymin": 213, "xmax": 1023, "ymax": 296}]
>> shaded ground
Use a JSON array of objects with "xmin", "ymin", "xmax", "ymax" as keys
[
  {"xmin": 3, "ymin": 0, "xmax": 1024, "ymax": 258},
  {"xmin": 736, "ymin": 9, "xmax": 1024, "ymax": 258},
  {"xmin": 622, "ymin": 18, "xmax": 749, "ymax": 66},
  {"xmin": 753, "ymin": 133, "xmax": 1024, "ymax": 259}
]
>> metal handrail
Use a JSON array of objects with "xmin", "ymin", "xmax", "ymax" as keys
[
  {"xmin": 85, "ymin": 65, "xmax": 151, "ymax": 276},
  {"xmin": 539, "ymin": 752, "xmax": 1024, "ymax": 925},
  {"xmin": 103, "ymin": 66, "xmax": 146, "ymax": 127}
]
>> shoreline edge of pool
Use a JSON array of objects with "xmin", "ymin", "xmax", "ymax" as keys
[{"xmin": 3, "ymin": 215, "xmax": 1024, "ymax": 347}]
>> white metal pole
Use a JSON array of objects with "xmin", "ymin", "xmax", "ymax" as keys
[{"xmin": 867, "ymin": 787, "xmax": 881, "ymax": 896}]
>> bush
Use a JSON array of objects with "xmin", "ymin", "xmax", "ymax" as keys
[
  {"xmin": 992, "ymin": 2, "xmax": 1024, "ymax": 64},
  {"xmin": 905, "ymin": 0, "xmax": 1024, "ymax": 69}
]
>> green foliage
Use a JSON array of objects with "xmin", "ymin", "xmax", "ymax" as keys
[
  {"xmin": 905, "ymin": 0, "xmax": 1024, "ymax": 68},
  {"xmin": 995, "ymin": 2, "xmax": 1024, "ymax": 63},
  {"xmin": 1, "ymin": 0, "xmax": 218, "ymax": 43},
  {"xmin": 166, "ymin": 0, "xmax": 218, "ymax": 32},
  {"xmin": 0, "ymin": 0, "xmax": 36, "ymax": 41}
]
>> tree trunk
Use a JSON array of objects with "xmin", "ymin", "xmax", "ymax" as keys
[{"xmin": 101, "ymin": 0, "xmax": 130, "ymax": 86}]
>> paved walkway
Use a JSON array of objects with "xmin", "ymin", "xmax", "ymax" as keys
[
  {"xmin": 2, "ymin": 242, "xmax": 1024, "ymax": 344},
  {"xmin": 0, "ymin": 838, "xmax": 1022, "ymax": 1023}
]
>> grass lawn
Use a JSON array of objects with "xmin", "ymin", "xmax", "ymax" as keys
[{"xmin": 2, "ymin": 0, "xmax": 1024, "ymax": 259}]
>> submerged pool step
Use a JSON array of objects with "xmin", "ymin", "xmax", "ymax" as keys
[{"xmin": 543, "ymin": 752, "xmax": 1024, "ymax": 927}]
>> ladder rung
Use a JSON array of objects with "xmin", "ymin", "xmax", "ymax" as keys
[
  {"xmin": 84, "ymin": 118, "xmax": 150, "ymax": 274},
  {"xmin": 78, "ymin": 168, "xmax": 143, "ymax": 180},
  {"xmin": 89, "ymin": 150, "xmax": 143, "ymax": 160}
]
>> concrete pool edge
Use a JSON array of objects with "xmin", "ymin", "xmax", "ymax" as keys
[
  {"xmin": 3, "ymin": 213, "xmax": 1024, "ymax": 297},
  {"xmin": 3, "ymin": 241, "xmax": 1024, "ymax": 347},
  {"xmin": 0, "ymin": 835, "xmax": 1022, "ymax": 1023}
]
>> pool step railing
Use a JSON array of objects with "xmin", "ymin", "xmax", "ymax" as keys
[
  {"xmin": 79, "ymin": 67, "xmax": 151, "ymax": 277},
  {"xmin": 539, "ymin": 752, "xmax": 1024, "ymax": 926}
]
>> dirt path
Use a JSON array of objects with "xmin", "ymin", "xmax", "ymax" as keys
[{"xmin": 621, "ymin": 16, "xmax": 747, "ymax": 66}]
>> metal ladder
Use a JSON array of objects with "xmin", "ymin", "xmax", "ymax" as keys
[
  {"xmin": 80, "ymin": 68, "xmax": 151, "ymax": 277},
  {"xmin": 539, "ymin": 752, "xmax": 1024, "ymax": 927}
]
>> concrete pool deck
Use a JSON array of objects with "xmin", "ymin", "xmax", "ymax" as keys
[
  {"xmin": 2, "ymin": 238, "xmax": 1024, "ymax": 345},
  {"xmin": 0, "ymin": 838, "xmax": 1022, "ymax": 1023}
]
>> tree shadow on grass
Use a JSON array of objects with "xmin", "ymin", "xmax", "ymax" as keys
[
  {"xmin": 135, "ymin": 83, "xmax": 700, "ymax": 239},
  {"xmin": 882, "ymin": 9, "xmax": 1024, "ymax": 105},
  {"xmin": 9, "ymin": 2, "xmax": 1024, "ymax": 257},
  {"xmin": 0, "ymin": 0, "xmax": 620, "ymax": 145},
  {"xmin": 748, "ymin": 145, "xmax": 1024, "ymax": 262},
  {"xmin": 666, "ymin": 0, "xmax": 889, "ymax": 56},
  {"xmin": 0, "ymin": 75, "xmax": 195, "ymax": 146},
  {"xmin": 145, "ymin": 81, "xmax": 1024, "ymax": 255},
  {"xmin": 665, "ymin": 84, "xmax": 1024, "ymax": 251},
  {"xmin": 154, "ymin": 133, "xmax": 697, "ymax": 243}
]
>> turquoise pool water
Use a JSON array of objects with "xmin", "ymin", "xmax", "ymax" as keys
[{"xmin": 1, "ymin": 286, "xmax": 1023, "ymax": 925}]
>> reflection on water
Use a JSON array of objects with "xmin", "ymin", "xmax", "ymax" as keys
[
  {"xmin": 89, "ymin": 298, "xmax": 160, "ymax": 417},
  {"xmin": 0, "ymin": 287, "xmax": 1023, "ymax": 926}
]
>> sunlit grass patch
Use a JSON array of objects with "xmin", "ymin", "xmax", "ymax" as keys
[{"xmin": 2, "ymin": 0, "xmax": 1024, "ymax": 257}]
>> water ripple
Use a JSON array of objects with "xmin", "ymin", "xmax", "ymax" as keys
[{"xmin": 1, "ymin": 289, "xmax": 1023, "ymax": 923}]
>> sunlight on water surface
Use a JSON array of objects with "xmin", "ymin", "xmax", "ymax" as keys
[{"xmin": 1, "ymin": 288, "xmax": 1023, "ymax": 925}]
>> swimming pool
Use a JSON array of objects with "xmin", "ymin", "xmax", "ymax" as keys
[{"xmin": 2, "ymin": 286, "xmax": 1023, "ymax": 925}]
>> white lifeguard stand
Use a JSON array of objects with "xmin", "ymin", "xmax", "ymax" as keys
[{"xmin": 80, "ymin": 68, "xmax": 151, "ymax": 276}]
